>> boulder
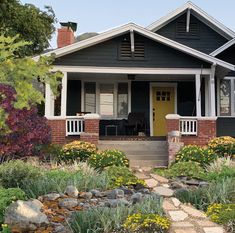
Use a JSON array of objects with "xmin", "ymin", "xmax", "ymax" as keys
[
  {"xmin": 65, "ymin": 186, "xmax": 79, "ymax": 197},
  {"xmin": 106, "ymin": 189, "xmax": 124, "ymax": 199},
  {"xmin": 79, "ymin": 192, "xmax": 93, "ymax": 199},
  {"xmin": 4, "ymin": 200, "xmax": 49, "ymax": 232}
]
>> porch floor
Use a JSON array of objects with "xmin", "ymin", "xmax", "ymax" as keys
[{"xmin": 99, "ymin": 136, "xmax": 166, "ymax": 141}]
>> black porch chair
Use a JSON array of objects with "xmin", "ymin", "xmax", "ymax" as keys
[{"xmin": 124, "ymin": 112, "xmax": 147, "ymax": 135}]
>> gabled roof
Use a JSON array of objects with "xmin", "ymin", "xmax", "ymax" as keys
[
  {"xmin": 146, "ymin": 1, "xmax": 235, "ymax": 40},
  {"xmin": 34, "ymin": 23, "xmax": 235, "ymax": 71},
  {"xmin": 210, "ymin": 38, "xmax": 235, "ymax": 56}
]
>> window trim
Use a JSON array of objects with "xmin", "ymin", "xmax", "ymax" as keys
[
  {"xmin": 82, "ymin": 80, "xmax": 131, "ymax": 119},
  {"xmin": 217, "ymin": 76, "xmax": 235, "ymax": 117}
]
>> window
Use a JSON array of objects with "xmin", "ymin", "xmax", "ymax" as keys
[
  {"xmin": 219, "ymin": 77, "xmax": 235, "ymax": 116},
  {"xmin": 176, "ymin": 21, "xmax": 200, "ymax": 39},
  {"xmin": 83, "ymin": 82, "xmax": 129, "ymax": 118},
  {"xmin": 84, "ymin": 82, "xmax": 96, "ymax": 113},
  {"xmin": 100, "ymin": 84, "xmax": 114, "ymax": 116},
  {"xmin": 117, "ymin": 83, "xmax": 128, "ymax": 118},
  {"xmin": 119, "ymin": 36, "xmax": 145, "ymax": 60}
]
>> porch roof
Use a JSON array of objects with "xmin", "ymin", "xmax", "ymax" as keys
[{"xmin": 34, "ymin": 23, "xmax": 235, "ymax": 71}]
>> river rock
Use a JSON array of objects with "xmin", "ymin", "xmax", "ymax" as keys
[
  {"xmin": 4, "ymin": 200, "xmax": 48, "ymax": 231},
  {"xmin": 65, "ymin": 186, "xmax": 79, "ymax": 197}
]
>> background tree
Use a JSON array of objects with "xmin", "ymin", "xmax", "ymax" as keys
[{"xmin": 0, "ymin": 0, "xmax": 56, "ymax": 56}]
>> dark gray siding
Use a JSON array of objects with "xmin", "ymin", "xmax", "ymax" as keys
[
  {"xmin": 216, "ymin": 44, "xmax": 235, "ymax": 65},
  {"xmin": 217, "ymin": 117, "xmax": 235, "ymax": 137},
  {"xmin": 54, "ymin": 33, "xmax": 210, "ymax": 68},
  {"xmin": 157, "ymin": 13, "xmax": 228, "ymax": 54},
  {"xmin": 67, "ymin": 80, "xmax": 81, "ymax": 116}
]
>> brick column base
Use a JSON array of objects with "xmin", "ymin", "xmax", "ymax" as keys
[
  {"xmin": 47, "ymin": 119, "xmax": 66, "ymax": 145},
  {"xmin": 80, "ymin": 114, "xmax": 100, "ymax": 145}
]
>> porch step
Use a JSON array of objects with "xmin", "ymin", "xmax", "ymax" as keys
[{"xmin": 98, "ymin": 140, "xmax": 168, "ymax": 168}]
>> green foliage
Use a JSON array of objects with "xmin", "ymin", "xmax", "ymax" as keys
[
  {"xmin": 89, "ymin": 149, "xmax": 129, "ymax": 170},
  {"xmin": 40, "ymin": 144, "xmax": 63, "ymax": 161},
  {"xmin": 202, "ymin": 166, "xmax": 235, "ymax": 182},
  {"xmin": 21, "ymin": 166, "xmax": 110, "ymax": 199},
  {"xmin": 175, "ymin": 178, "xmax": 235, "ymax": 211},
  {"xmin": 0, "ymin": 0, "xmax": 56, "ymax": 56},
  {"xmin": 105, "ymin": 166, "xmax": 146, "ymax": 188},
  {"xmin": 1, "ymin": 224, "xmax": 11, "ymax": 233},
  {"xmin": 123, "ymin": 213, "xmax": 170, "ymax": 233},
  {"xmin": 0, "ymin": 35, "xmax": 62, "ymax": 132},
  {"xmin": 70, "ymin": 196, "xmax": 164, "ymax": 233},
  {"xmin": 0, "ymin": 160, "xmax": 42, "ymax": 189},
  {"xmin": 175, "ymin": 145, "xmax": 217, "ymax": 166},
  {"xmin": 0, "ymin": 188, "xmax": 26, "ymax": 224},
  {"xmin": 207, "ymin": 203, "xmax": 235, "ymax": 232},
  {"xmin": 59, "ymin": 141, "xmax": 98, "ymax": 163},
  {"xmin": 208, "ymin": 136, "xmax": 235, "ymax": 157},
  {"xmin": 156, "ymin": 161, "xmax": 204, "ymax": 179}
]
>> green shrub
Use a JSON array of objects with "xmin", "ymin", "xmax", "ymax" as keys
[
  {"xmin": 202, "ymin": 166, "xmax": 235, "ymax": 182},
  {"xmin": 0, "ymin": 188, "xmax": 26, "ymax": 224},
  {"xmin": 21, "ymin": 168, "xmax": 110, "ymax": 198},
  {"xmin": 105, "ymin": 166, "xmax": 145, "ymax": 188},
  {"xmin": 40, "ymin": 144, "xmax": 63, "ymax": 161},
  {"xmin": 175, "ymin": 145, "xmax": 217, "ymax": 166},
  {"xmin": 0, "ymin": 160, "xmax": 42, "ymax": 188},
  {"xmin": 123, "ymin": 213, "xmax": 170, "ymax": 233},
  {"xmin": 175, "ymin": 178, "xmax": 235, "ymax": 211},
  {"xmin": 70, "ymin": 195, "xmax": 164, "ymax": 233},
  {"xmin": 207, "ymin": 203, "xmax": 235, "ymax": 232},
  {"xmin": 89, "ymin": 149, "xmax": 129, "ymax": 170},
  {"xmin": 59, "ymin": 141, "xmax": 97, "ymax": 163},
  {"xmin": 156, "ymin": 161, "xmax": 204, "ymax": 179},
  {"xmin": 208, "ymin": 136, "xmax": 235, "ymax": 157},
  {"xmin": 205, "ymin": 157, "xmax": 235, "ymax": 173}
]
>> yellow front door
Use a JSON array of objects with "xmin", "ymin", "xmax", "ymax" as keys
[{"xmin": 152, "ymin": 86, "xmax": 175, "ymax": 136}]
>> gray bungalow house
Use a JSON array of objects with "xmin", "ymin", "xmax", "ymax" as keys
[{"xmin": 35, "ymin": 2, "xmax": 235, "ymax": 166}]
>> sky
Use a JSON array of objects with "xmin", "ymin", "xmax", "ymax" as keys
[{"xmin": 20, "ymin": 0, "xmax": 235, "ymax": 49}]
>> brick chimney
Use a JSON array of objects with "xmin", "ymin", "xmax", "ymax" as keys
[{"xmin": 57, "ymin": 22, "xmax": 77, "ymax": 48}]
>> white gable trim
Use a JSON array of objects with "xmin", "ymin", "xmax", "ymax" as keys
[
  {"xmin": 210, "ymin": 38, "xmax": 235, "ymax": 57},
  {"xmin": 146, "ymin": 1, "xmax": 235, "ymax": 39},
  {"xmin": 34, "ymin": 23, "xmax": 235, "ymax": 71}
]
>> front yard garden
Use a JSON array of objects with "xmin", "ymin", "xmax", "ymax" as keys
[{"xmin": 154, "ymin": 136, "xmax": 235, "ymax": 233}]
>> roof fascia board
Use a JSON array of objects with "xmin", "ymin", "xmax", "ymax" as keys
[
  {"xmin": 146, "ymin": 2, "xmax": 235, "ymax": 39},
  {"xmin": 210, "ymin": 38, "xmax": 235, "ymax": 57},
  {"xmin": 34, "ymin": 23, "xmax": 235, "ymax": 71}
]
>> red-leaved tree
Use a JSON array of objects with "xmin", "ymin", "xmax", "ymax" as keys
[{"xmin": 0, "ymin": 84, "xmax": 51, "ymax": 160}]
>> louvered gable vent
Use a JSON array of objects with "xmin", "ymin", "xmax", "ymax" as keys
[
  {"xmin": 176, "ymin": 21, "xmax": 200, "ymax": 38},
  {"xmin": 120, "ymin": 36, "xmax": 145, "ymax": 60}
]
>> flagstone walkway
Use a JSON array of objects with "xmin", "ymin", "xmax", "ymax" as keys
[{"xmin": 133, "ymin": 167, "xmax": 226, "ymax": 233}]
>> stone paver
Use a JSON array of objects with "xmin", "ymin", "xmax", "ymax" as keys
[
  {"xmin": 194, "ymin": 220, "xmax": 218, "ymax": 227},
  {"xmin": 174, "ymin": 229, "xmax": 197, "ymax": 233},
  {"xmin": 181, "ymin": 204, "xmax": 206, "ymax": 218},
  {"xmin": 150, "ymin": 173, "xmax": 169, "ymax": 183},
  {"xmin": 171, "ymin": 197, "xmax": 181, "ymax": 207},
  {"xmin": 134, "ymin": 172, "xmax": 150, "ymax": 180},
  {"xmin": 163, "ymin": 199, "xmax": 178, "ymax": 210},
  {"xmin": 168, "ymin": 210, "xmax": 188, "ymax": 221},
  {"xmin": 145, "ymin": 178, "xmax": 158, "ymax": 188},
  {"xmin": 153, "ymin": 186, "xmax": 174, "ymax": 197},
  {"xmin": 203, "ymin": 227, "xmax": 224, "ymax": 233},
  {"xmin": 171, "ymin": 221, "xmax": 194, "ymax": 228}
]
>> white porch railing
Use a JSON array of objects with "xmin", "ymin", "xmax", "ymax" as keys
[
  {"xmin": 180, "ymin": 117, "xmax": 198, "ymax": 136},
  {"xmin": 66, "ymin": 116, "xmax": 85, "ymax": 136}
]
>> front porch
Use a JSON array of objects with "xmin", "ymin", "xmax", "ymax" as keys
[{"xmin": 46, "ymin": 67, "xmax": 217, "ymax": 143}]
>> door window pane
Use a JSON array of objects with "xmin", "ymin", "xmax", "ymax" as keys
[
  {"xmin": 84, "ymin": 82, "xmax": 96, "ymax": 113},
  {"xmin": 100, "ymin": 84, "xmax": 114, "ymax": 116},
  {"xmin": 220, "ymin": 79, "xmax": 231, "ymax": 116},
  {"xmin": 118, "ymin": 83, "xmax": 128, "ymax": 118}
]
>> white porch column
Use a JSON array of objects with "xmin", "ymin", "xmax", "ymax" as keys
[
  {"xmin": 61, "ymin": 72, "xmax": 68, "ymax": 117},
  {"xmin": 209, "ymin": 65, "xmax": 216, "ymax": 116},
  {"xmin": 195, "ymin": 74, "xmax": 202, "ymax": 117},
  {"xmin": 45, "ymin": 83, "xmax": 55, "ymax": 117}
]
